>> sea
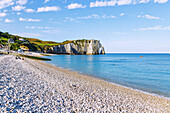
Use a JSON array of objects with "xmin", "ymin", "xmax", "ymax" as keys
[{"xmin": 43, "ymin": 53, "xmax": 170, "ymax": 98}]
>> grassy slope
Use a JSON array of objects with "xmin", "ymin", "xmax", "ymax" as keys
[{"xmin": 24, "ymin": 38, "xmax": 59, "ymax": 46}]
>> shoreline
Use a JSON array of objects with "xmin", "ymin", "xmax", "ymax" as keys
[
  {"xmin": 45, "ymin": 61, "xmax": 170, "ymax": 100},
  {"xmin": 35, "ymin": 60, "xmax": 170, "ymax": 111},
  {"xmin": 1, "ymin": 55, "xmax": 170, "ymax": 112},
  {"xmin": 38, "ymin": 59, "xmax": 170, "ymax": 100}
]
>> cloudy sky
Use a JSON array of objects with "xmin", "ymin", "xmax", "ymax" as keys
[{"xmin": 0, "ymin": 0, "xmax": 170, "ymax": 53}]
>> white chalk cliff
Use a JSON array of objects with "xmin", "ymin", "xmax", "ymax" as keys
[{"xmin": 46, "ymin": 40, "xmax": 105, "ymax": 55}]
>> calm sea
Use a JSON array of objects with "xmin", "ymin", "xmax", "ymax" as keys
[{"xmin": 44, "ymin": 53, "xmax": 170, "ymax": 98}]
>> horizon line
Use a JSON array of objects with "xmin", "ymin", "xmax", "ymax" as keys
[{"xmin": 106, "ymin": 52, "xmax": 170, "ymax": 53}]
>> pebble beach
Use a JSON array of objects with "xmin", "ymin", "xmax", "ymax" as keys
[{"xmin": 0, "ymin": 55, "xmax": 170, "ymax": 112}]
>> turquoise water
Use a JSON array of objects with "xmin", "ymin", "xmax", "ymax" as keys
[{"xmin": 44, "ymin": 54, "xmax": 170, "ymax": 98}]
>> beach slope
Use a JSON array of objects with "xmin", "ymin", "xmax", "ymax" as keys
[{"xmin": 0, "ymin": 55, "xmax": 169, "ymax": 112}]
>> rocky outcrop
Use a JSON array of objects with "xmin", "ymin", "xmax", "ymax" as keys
[{"xmin": 46, "ymin": 40, "xmax": 105, "ymax": 55}]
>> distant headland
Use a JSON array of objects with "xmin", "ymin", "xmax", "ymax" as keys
[{"xmin": 0, "ymin": 31, "xmax": 105, "ymax": 55}]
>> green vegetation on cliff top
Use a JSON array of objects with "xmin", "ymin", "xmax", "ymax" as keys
[{"xmin": 0, "ymin": 31, "xmax": 94, "ymax": 52}]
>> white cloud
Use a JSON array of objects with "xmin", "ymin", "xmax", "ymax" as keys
[
  {"xmin": 44, "ymin": 0, "xmax": 50, "ymax": 3},
  {"xmin": 19, "ymin": 18, "xmax": 41, "ymax": 22},
  {"xmin": 76, "ymin": 14, "xmax": 99, "ymax": 19},
  {"xmin": 120, "ymin": 13, "xmax": 125, "ymax": 16},
  {"xmin": 117, "ymin": 0, "xmax": 132, "ymax": 5},
  {"xmin": 65, "ymin": 17, "xmax": 80, "ymax": 22},
  {"xmin": 5, "ymin": 19, "xmax": 14, "ymax": 23},
  {"xmin": 154, "ymin": 0, "xmax": 168, "ymax": 3},
  {"xmin": 67, "ymin": 3, "xmax": 86, "ymax": 9},
  {"xmin": 90, "ymin": 0, "xmax": 168, "ymax": 8},
  {"xmin": 102, "ymin": 15, "xmax": 116, "ymax": 18},
  {"xmin": 0, "ymin": 12, "xmax": 7, "ymax": 17},
  {"xmin": 76, "ymin": 14, "xmax": 115, "ymax": 19},
  {"xmin": 17, "ymin": 12, "xmax": 21, "ymax": 15},
  {"xmin": 25, "ymin": 8, "xmax": 35, "ymax": 13},
  {"xmin": 0, "ymin": 0, "xmax": 14, "ymax": 9},
  {"xmin": 139, "ymin": 0, "xmax": 150, "ymax": 3},
  {"xmin": 26, "ymin": 26, "xmax": 35, "ymax": 29},
  {"xmin": 16, "ymin": 0, "xmax": 27, "ymax": 5},
  {"xmin": 26, "ymin": 26, "xmax": 53, "ymax": 29},
  {"xmin": 37, "ymin": 6, "xmax": 60, "ymax": 12},
  {"xmin": 65, "ymin": 14, "xmax": 99, "ymax": 22},
  {"xmin": 90, "ymin": 1, "xmax": 108, "ymax": 7},
  {"xmin": 108, "ymin": 1, "xmax": 117, "ymax": 6},
  {"xmin": 138, "ymin": 14, "xmax": 160, "ymax": 20},
  {"xmin": 12, "ymin": 5, "xmax": 26, "ymax": 11},
  {"xmin": 65, "ymin": 14, "xmax": 116, "ymax": 22},
  {"xmin": 145, "ymin": 15, "xmax": 160, "ymax": 19},
  {"xmin": 3, "ymin": 10, "xmax": 8, "ymax": 12},
  {"xmin": 135, "ymin": 25, "xmax": 170, "ymax": 31},
  {"xmin": 42, "ymin": 29, "xmax": 59, "ymax": 34}
]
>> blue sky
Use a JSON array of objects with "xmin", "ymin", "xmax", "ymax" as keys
[{"xmin": 0, "ymin": 0, "xmax": 170, "ymax": 53}]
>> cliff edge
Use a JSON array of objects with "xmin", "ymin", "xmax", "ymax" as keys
[{"xmin": 45, "ymin": 39, "xmax": 105, "ymax": 55}]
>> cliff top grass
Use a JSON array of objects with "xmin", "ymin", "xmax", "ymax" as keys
[{"xmin": 24, "ymin": 38, "xmax": 59, "ymax": 46}]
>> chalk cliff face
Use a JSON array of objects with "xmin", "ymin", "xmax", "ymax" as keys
[{"xmin": 46, "ymin": 40, "xmax": 105, "ymax": 55}]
